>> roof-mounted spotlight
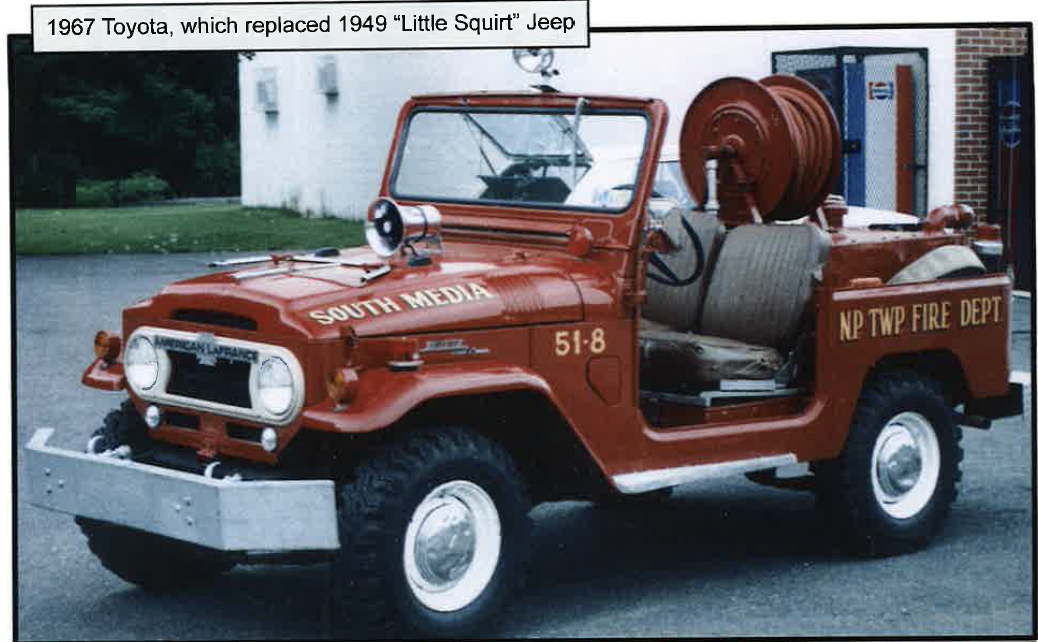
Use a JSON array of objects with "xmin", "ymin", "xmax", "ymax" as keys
[{"xmin": 512, "ymin": 48, "xmax": 559, "ymax": 92}]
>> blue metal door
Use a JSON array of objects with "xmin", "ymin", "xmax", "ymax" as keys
[{"xmin": 844, "ymin": 63, "xmax": 866, "ymax": 206}]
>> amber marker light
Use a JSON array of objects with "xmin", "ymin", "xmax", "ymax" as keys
[
  {"xmin": 327, "ymin": 367, "xmax": 360, "ymax": 405},
  {"xmin": 93, "ymin": 331, "xmax": 122, "ymax": 364}
]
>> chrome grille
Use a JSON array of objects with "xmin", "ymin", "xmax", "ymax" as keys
[
  {"xmin": 127, "ymin": 326, "xmax": 305, "ymax": 426},
  {"xmin": 166, "ymin": 351, "xmax": 251, "ymax": 408}
]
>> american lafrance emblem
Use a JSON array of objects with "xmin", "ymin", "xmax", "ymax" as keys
[{"xmin": 154, "ymin": 333, "xmax": 259, "ymax": 366}]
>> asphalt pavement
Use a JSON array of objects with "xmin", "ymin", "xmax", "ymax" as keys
[{"xmin": 13, "ymin": 253, "xmax": 1035, "ymax": 639}]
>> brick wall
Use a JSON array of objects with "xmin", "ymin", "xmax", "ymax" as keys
[{"xmin": 954, "ymin": 27, "xmax": 1029, "ymax": 220}]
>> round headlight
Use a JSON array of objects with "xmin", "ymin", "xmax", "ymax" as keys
[
  {"xmin": 258, "ymin": 356, "xmax": 294, "ymax": 416},
  {"xmin": 125, "ymin": 336, "xmax": 158, "ymax": 391}
]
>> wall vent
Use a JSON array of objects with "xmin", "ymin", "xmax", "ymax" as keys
[
  {"xmin": 256, "ymin": 67, "xmax": 279, "ymax": 113},
  {"xmin": 316, "ymin": 56, "xmax": 339, "ymax": 96}
]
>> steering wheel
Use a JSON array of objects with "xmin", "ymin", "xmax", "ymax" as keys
[
  {"xmin": 646, "ymin": 214, "xmax": 706, "ymax": 287},
  {"xmin": 500, "ymin": 163, "xmax": 543, "ymax": 199},
  {"xmin": 502, "ymin": 161, "xmax": 549, "ymax": 179}
]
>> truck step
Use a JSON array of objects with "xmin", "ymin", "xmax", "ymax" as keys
[{"xmin": 640, "ymin": 382, "xmax": 805, "ymax": 408}]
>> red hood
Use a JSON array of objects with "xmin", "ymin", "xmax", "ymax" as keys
[{"xmin": 133, "ymin": 243, "xmax": 585, "ymax": 339}]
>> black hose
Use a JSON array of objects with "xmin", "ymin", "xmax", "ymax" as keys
[{"xmin": 647, "ymin": 216, "xmax": 705, "ymax": 287}]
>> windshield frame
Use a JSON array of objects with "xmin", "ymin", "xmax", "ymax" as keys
[{"xmin": 388, "ymin": 105, "xmax": 652, "ymax": 216}]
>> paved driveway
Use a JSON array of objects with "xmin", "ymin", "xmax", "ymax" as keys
[{"xmin": 13, "ymin": 253, "xmax": 1034, "ymax": 639}]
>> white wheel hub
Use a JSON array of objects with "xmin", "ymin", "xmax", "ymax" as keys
[
  {"xmin": 403, "ymin": 480, "xmax": 501, "ymax": 612},
  {"xmin": 870, "ymin": 411, "xmax": 941, "ymax": 519}
]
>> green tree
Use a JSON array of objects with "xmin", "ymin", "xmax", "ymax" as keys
[{"xmin": 10, "ymin": 37, "xmax": 241, "ymax": 205}]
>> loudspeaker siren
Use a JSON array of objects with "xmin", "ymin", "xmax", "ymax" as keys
[{"xmin": 365, "ymin": 197, "xmax": 442, "ymax": 258}]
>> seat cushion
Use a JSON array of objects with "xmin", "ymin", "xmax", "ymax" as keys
[
  {"xmin": 642, "ymin": 208, "xmax": 726, "ymax": 331},
  {"xmin": 699, "ymin": 223, "xmax": 830, "ymax": 349},
  {"xmin": 639, "ymin": 319, "xmax": 783, "ymax": 389}
]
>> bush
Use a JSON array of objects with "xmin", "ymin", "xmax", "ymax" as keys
[
  {"xmin": 119, "ymin": 171, "xmax": 173, "ymax": 203},
  {"xmin": 75, "ymin": 179, "xmax": 118, "ymax": 207},
  {"xmin": 75, "ymin": 171, "xmax": 172, "ymax": 207}
]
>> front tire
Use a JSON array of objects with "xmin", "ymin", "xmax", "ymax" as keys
[
  {"xmin": 333, "ymin": 427, "xmax": 532, "ymax": 638},
  {"xmin": 87, "ymin": 399, "xmax": 150, "ymax": 454},
  {"xmin": 77, "ymin": 401, "xmax": 236, "ymax": 589},
  {"xmin": 816, "ymin": 370, "xmax": 962, "ymax": 557}
]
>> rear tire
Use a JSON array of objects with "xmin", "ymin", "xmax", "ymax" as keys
[
  {"xmin": 332, "ymin": 427, "xmax": 532, "ymax": 638},
  {"xmin": 816, "ymin": 370, "xmax": 962, "ymax": 556}
]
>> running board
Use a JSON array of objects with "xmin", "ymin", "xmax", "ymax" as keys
[
  {"xmin": 640, "ymin": 385, "xmax": 804, "ymax": 408},
  {"xmin": 612, "ymin": 454, "xmax": 798, "ymax": 494}
]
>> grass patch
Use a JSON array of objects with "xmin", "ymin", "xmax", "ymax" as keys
[{"xmin": 15, "ymin": 204, "xmax": 365, "ymax": 255}]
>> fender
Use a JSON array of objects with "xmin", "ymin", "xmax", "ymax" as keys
[
  {"xmin": 301, "ymin": 362, "xmax": 579, "ymax": 435},
  {"xmin": 823, "ymin": 275, "xmax": 1012, "ymax": 399},
  {"xmin": 809, "ymin": 274, "xmax": 1013, "ymax": 460}
]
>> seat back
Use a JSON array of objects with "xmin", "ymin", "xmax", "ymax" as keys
[
  {"xmin": 699, "ymin": 224, "xmax": 830, "ymax": 349},
  {"xmin": 642, "ymin": 208, "xmax": 726, "ymax": 331}
]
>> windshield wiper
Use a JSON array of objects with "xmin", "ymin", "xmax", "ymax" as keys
[
  {"xmin": 210, "ymin": 250, "xmax": 390, "ymax": 285},
  {"xmin": 462, "ymin": 114, "xmax": 497, "ymax": 176},
  {"xmin": 208, "ymin": 254, "xmax": 274, "ymax": 268},
  {"xmin": 233, "ymin": 260, "xmax": 389, "ymax": 281},
  {"xmin": 207, "ymin": 246, "xmax": 341, "ymax": 268}
]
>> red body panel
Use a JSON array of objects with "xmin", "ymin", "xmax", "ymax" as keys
[
  {"xmin": 84, "ymin": 91, "xmax": 1013, "ymax": 485},
  {"xmin": 137, "ymin": 243, "xmax": 587, "ymax": 340}
]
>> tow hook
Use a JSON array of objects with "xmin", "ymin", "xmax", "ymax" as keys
[
  {"xmin": 87, "ymin": 438, "xmax": 133, "ymax": 460},
  {"xmin": 203, "ymin": 461, "xmax": 242, "ymax": 482},
  {"xmin": 108, "ymin": 446, "xmax": 133, "ymax": 459},
  {"xmin": 86, "ymin": 435, "xmax": 104, "ymax": 454}
]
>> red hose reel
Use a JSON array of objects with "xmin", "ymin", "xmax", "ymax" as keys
[{"xmin": 680, "ymin": 74, "xmax": 842, "ymax": 224}]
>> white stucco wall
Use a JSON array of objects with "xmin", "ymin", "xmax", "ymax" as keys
[{"xmin": 239, "ymin": 28, "xmax": 955, "ymax": 219}]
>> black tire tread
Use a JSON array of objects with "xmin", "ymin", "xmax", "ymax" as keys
[
  {"xmin": 77, "ymin": 517, "xmax": 236, "ymax": 591},
  {"xmin": 90, "ymin": 399, "xmax": 150, "ymax": 452},
  {"xmin": 816, "ymin": 369, "xmax": 962, "ymax": 557},
  {"xmin": 77, "ymin": 402, "xmax": 235, "ymax": 590},
  {"xmin": 333, "ymin": 427, "xmax": 532, "ymax": 637}
]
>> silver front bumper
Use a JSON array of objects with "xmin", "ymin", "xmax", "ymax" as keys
[{"xmin": 25, "ymin": 428, "xmax": 340, "ymax": 551}]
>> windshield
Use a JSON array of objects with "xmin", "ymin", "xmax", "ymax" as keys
[
  {"xmin": 654, "ymin": 161, "xmax": 696, "ymax": 210},
  {"xmin": 392, "ymin": 109, "xmax": 649, "ymax": 212}
]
